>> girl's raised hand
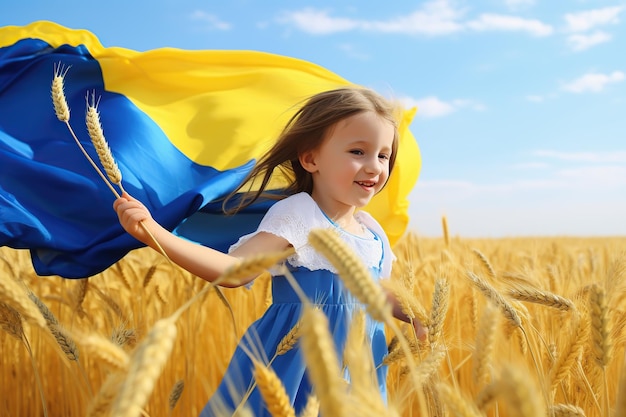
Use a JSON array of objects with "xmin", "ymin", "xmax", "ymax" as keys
[{"xmin": 113, "ymin": 193, "xmax": 155, "ymax": 244}]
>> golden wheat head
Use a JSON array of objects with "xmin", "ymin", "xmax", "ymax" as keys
[
  {"xmin": 85, "ymin": 93, "xmax": 123, "ymax": 187},
  {"xmin": 51, "ymin": 63, "xmax": 70, "ymax": 122},
  {"xmin": 307, "ymin": 228, "xmax": 391, "ymax": 323}
]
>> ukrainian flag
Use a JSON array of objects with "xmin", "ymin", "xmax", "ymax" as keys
[{"xmin": 0, "ymin": 21, "xmax": 421, "ymax": 278}]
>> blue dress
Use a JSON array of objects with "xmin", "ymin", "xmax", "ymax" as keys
[{"xmin": 199, "ymin": 193, "xmax": 394, "ymax": 417}]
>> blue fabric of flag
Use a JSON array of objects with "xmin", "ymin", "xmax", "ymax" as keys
[{"xmin": 0, "ymin": 37, "xmax": 255, "ymax": 278}]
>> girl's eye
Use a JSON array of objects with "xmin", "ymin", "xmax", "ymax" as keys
[
  {"xmin": 349, "ymin": 149, "xmax": 364, "ymax": 155},
  {"xmin": 378, "ymin": 153, "xmax": 390, "ymax": 160}
]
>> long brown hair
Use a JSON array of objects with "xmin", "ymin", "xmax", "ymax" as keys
[{"xmin": 223, "ymin": 86, "xmax": 400, "ymax": 214}]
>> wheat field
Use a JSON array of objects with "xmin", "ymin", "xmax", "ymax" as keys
[{"xmin": 1, "ymin": 232, "xmax": 625, "ymax": 417}]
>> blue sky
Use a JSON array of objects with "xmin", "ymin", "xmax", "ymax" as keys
[{"xmin": 3, "ymin": 0, "xmax": 625, "ymax": 238}]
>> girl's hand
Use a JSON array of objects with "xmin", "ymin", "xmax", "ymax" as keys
[
  {"xmin": 113, "ymin": 192, "xmax": 154, "ymax": 244},
  {"xmin": 413, "ymin": 319, "xmax": 428, "ymax": 342}
]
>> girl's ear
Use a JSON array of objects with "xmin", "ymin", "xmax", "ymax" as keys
[{"xmin": 298, "ymin": 150, "xmax": 318, "ymax": 173}]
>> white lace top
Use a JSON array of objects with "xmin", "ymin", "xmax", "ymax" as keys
[{"xmin": 229, "ymin": 192, "xmax": 395, "ymax": 278}]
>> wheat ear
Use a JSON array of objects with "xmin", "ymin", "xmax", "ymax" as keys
[
  {"xmin": 111, "ymin": 316, "xmax": 178, "ymax": 417},
  {"xmin": 78, "ymin": 333, "xmax": 130, "ymax": 371},
  {"xmin": 437, "ymin": 382, "xmax": 483, "ymax": 417},
  {"xmin": 0, "ymin": 302, "xmax": 49, "ymax": 417},
  {"xmin": 588, "ymin": 283, "xmax": 613, "ymax": 368},
  {"xmin": 308, "ymin": 228, "xmax": 390, "ymax": 321},
  {"xmin": 498, "ymin": 366, "xmax": 546, "ymax": 417},
  {"xmin": 472, "ymin": 248, "xmax": 496, "ymax": 279},
  {"xmin": 86, "ymin": 92, "xmax": 123, "ymax": 191},
  {"xmin": 217, "ymin": 248, "xmax": 295, "ymax": 287},
  {"xmin": 275, "ymin": 321, "xmax": 301, "ymax": 356},
  {"xmin": 253, "ymin": 361, "xmax": 296, "ymax": 417},
  {"xmin": 508, "ymin": 286, "xmax": 575, "ymax": 312},
  {"xmin": 429, "ymin": 278, "xmax": 450, "ymax": 347},
  {"xmin": 0, "ymin": 276, "xmax": 45, "ymax": 328},
  {"xmin": 549, "ymin": 313, "xmax": 589, "ymax": 392},
  {"xmin": 0, "ymin": 301, "xmax": 25, "ymax": 341},
  {"xmin": 307, "ymin": 228, "xmax": 422, "ymax": 389},
  {"xmin": 298, "ymin": 395, "xmax": 320, "ymax": 417},
  {"xmin": 551, "ymin": 403, "xmax": 587, "ymax": 417},
  {"xmin": 472, "ymin": 303, "xmax": 498, "ymax": 388},
  {"xmin": 442, "ymin": 215, "xmax": 450, "ymax": 247},
  {"xmin": 168, "ymin": 379, "xmax": 185, "ymax": 412},
  {"xmin": 299, "ymin": 304, "xmax": 347, "ymax": 417},
  {"xmin": 50, "ymin": 323, "xmax": 80, "ymax": 361},
  {"xmin": 51, "ymin": 66, "xmax": 118, "ymax": 196},
  {"xmin": 466, "ymin": 271, "xmax": 521, "ymax": 328}
]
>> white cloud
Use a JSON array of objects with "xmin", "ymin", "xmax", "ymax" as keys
[
  {"xmin": 564, "ymin": 6, "xmax": 624, "ymax": 32},
  {"xmin": 534, "ymin": 150, "xmax": 626, "ymax": 163},
  {"xmin": 400, "ymin": 96, "xmax": 484, "ymax": 118},
  {"xmin": 556, "ymin": 165, "xmax": 626, "ymax": 186},
  {"xmin": 278, "ymin": 1, "xmax": 464, "ymax": 36},
  {"xmin": 567, "ymin": 31, "xmax": 612, "ymax": 51},
  {"xmin": 562, "ymin": 71, "xmax": 625, "ymax": 93},
  {"xmin": 467, "ymin": 14, "xmax": 553, "ymax": 36},
  {"xmin": 364, "ymin": 0, "xmax": 465, "ymax": 36},
  {"xmin": 189, "ymin": 11, "xmax": 232, "ymax": 30},
  {"xmin": 277, "ymin": 0, "xmax": 553, "ymax": 38},
  {"xmin": 277, "ymin": 8, "xmax": 358, "ymax": 35}
]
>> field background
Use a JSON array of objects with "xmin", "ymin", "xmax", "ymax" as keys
[{"xmin": 1, "ymin": 233, "xmax": 625, "ymax": 417}]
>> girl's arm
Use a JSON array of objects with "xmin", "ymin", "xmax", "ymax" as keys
[
  {"xmin": 386, "ymin": 290, "xmax": 428, "ymax": 341},
  {"xmin": 113, "ymin": 193, "xmax": 289, "ymax": 287}
]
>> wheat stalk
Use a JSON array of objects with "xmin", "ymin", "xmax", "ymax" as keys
[
  {"xmin": 253, "ymin": 361, "xmax": 296, "ymax": 417},
  {"xmin": 615, "ymin": 353, "xmax": 626, "ymax": 417},
  {"xmin": 0, "ymin": 302, "xmax": 48, "ymax": 417}
]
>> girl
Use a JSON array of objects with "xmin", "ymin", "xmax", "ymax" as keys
[{"xmin": 114, "ymin": 86, "xmax": 426, "ymax": 416}]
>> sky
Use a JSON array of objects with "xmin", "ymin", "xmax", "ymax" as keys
[{"xmin": 2, "ymin": 0, "xmax": 625, "ymax": 238}]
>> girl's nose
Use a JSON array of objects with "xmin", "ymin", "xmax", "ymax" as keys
[{"xmin": 364, "ymin": 157, "xmax": 382, "ymax": 174}]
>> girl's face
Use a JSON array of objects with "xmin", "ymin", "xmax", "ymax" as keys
[{"xmin": 299, "ymin": 110, "xmax": 395, "ymax": 215}]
